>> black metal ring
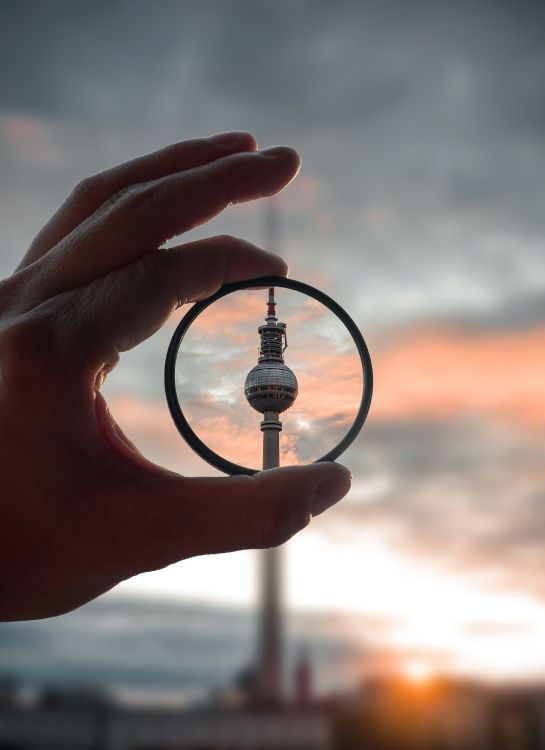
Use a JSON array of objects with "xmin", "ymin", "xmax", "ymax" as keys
[{"xmin": 164, "ymin": 276, "xmax": 373, "ymax": 476}]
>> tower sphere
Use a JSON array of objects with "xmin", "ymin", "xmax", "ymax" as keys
[{"xmin": 245, "ymin": 362, "xmax": 298, "ymax": 414}]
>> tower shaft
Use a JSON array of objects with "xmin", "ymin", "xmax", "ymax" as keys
[
  {"xmin": 256, "ymin": 410, "xmax": 282, "ymax": 706},
  {"xmin": 261, "ymin": 410, "xmax": 281, "ymax": 468}
]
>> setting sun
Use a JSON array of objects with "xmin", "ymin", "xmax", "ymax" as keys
[{"xmin": 404, "ymin": 660, "xmax": 434, "ymax": 684}]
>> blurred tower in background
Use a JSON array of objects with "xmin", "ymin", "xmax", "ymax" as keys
[
  {"xmin": 244, "ymin": 202, "xmax": 298, "ymax": 707},
  {"xmin": 295, "ymin": 646, "xmax": 313, "ymax": 709}
]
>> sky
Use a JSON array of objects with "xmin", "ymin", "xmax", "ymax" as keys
[{"xmin": 1, "ymin": 0, "xmax": 545, "ymax": 685}]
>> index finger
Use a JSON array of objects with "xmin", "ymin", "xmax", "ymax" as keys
[{"xmin": 18, "ymin": 131, "xmax": 258, "ymax": 270}]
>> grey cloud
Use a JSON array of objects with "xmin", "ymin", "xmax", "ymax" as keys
[
  {"xmin": 440, "ymin": 289, "xmax": 545, "ymax": 331},
  {"xmin": 0, "ymin": 595, "xmax": 364, "ymax": 698},
  {"xmin": 2, "ymin": 0, "xmax": 545, "ymax": 327},
  {"xmin": 333, "ymin": 418, "xmax": 545, "ymax": 598}
]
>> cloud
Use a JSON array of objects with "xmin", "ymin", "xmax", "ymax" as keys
[
  {"xmin": 0, "ymin": 114, "xmax": 58, "ymax": 163},
  {"xmin": 371, "ymin": 324, "xmax": 545, "ymax": 429},
  {"xmin": 2, "ymin": 0, "xmax": 545, "ymax": 323},
  {"xmin": 0, "ymin": 595, "xmax": 366, "ymax": 699},
  {"xmin": 333, "ymin": 417, "xmax": 545, "ymax": 602},
  {"xmin": 190, "ymin": 294, "xmax": 265, "ymax": 341},
  {"xmin": 105, "ymin": 394, "xmax": 212, "ymax": 477}
]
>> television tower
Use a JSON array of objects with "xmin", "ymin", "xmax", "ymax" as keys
[{"xmin": 244, "ymin": 284, "xmax": 298, "ymax": 706}]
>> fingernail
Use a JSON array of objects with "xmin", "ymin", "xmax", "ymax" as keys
[
  {"xmin": 259, "ymin": 145, "xmax": 297, "ymax": 161},
  {"xmin": 264, "ymin": 250, "xmax": 288, "ymax": 274},
  {"xmin": 311, "ymin": 465, "xmax": 352, "ymax": 517},
  {"xmin": 210, "ymin": 131, "xmax": 255, "ymax": 147}
]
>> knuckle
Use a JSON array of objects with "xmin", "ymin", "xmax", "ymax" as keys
[
  {"xmin": 259, "ymin": 522, "xmax": 286, "ymax": 549},
  {"xmin": 123, "ymin": 481, "xmax": 192, "ymax": 574},
  {"xmin": 108, "ymin": 181, "xmax": 162, "ymax": 234},
  {"xmin": 201, "ymin": 158, "xmax": 233, "ymax": 208},
  {"xmin": 70, "ymin": 173, "xmax": 103, "ymax": 206},
  {"xmin": 0, "ymin": 274, "xmax": 24, "ymax": 315},
  {"xmin": 134, "ymin": 249, "xmax": 183, "ymax": 307},
  {"xmin": 56, "ymin": 287, "xmax": 114, "ymax": 370},
  {"xmin": 0, "ymin": 292, "xmax": 92, "ymax": 380},
  {"xmin": 2, "ymin": 314, "xmax": 49, "ymax": 353},
  {"xmin": 156, "ymin": 250, "xmax": 183, "ymax": 305},
  {"xmin": 215, "ymin": 166, "xmax": 232, "ymax": 206},
  {"xmin": 258, "ymin": 498, "xmax": 311, "ymax": 549},
  {"xmin": 0, "ymin": 313, "xmax": 57, "ymax": 385},
  {"xmin": 142, "ymin": 247, "xmax": 171, "ymax": 276},
  {"xmin": 215, "ymin": 233, "xmax": 236, "ymax": 247},
  {"xmin": 114, "ymin": 181, "xmax": 155, "ymax": 213}
]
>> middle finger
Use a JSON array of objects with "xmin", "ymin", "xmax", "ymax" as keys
[{"xmin": 24, "ymin": 146, "xmax": 300, "ymax": 305}]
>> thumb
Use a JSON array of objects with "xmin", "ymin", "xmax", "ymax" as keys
[{"xmin": 112, "ymin": 460, "xmax": 352, "ymax": 576}]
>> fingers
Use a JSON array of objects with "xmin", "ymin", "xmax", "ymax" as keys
[
  {"xmin": 63, "ymin": 236, "xmax": 288, "ymax": 375},
  {"xmin": 23, "ymin": 146, "xmax": 300, "ymax": 305},
  {"xmin": 115, "ymin": 461, "xmax": 352, "ymax": 574},
  {"xmin": 17, "ymin": 131, "xmax": 258, "ymax": 270}
]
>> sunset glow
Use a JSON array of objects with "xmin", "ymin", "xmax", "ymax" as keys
[
  {"xmin": 106, "ymin": 289, "xmax": 545, "ymax": 685},
  {"xmin": 404, "ymin": 661, "xmax": 433, "ymax": 684}
]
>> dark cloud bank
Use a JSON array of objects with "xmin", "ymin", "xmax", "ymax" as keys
[{"xmin": 1, "ymin": 0, "xmax": 545, "ymax": 329}]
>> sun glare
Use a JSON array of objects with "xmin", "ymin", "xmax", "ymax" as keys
[{"xmin": 405, "ymin": 660, "xmax": 433, "ymax": 684}]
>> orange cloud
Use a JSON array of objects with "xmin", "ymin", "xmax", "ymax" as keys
[
  {"xmin": 106, "ymin": 394, "xmax": 209, "ymax": 476},
  {"xmin": 1, "ymin": 114, "xmax": 58, "ymax": 163},
  {"xmin": 371, "ymin": 325, "xmax": 545, "ymax": 429},
  {"xmin": 188, "ymin": 293, "xmax": 265, "ymax": 345},
  {"xmin": 288, "ymin": 297, "xmax": 327, "ymax": 325},
  {"xmin": 186, "ymin": 411, "xmax": 262, "ymax": 468},
  {"xmin": 278, "ymin": 174, "xmax": 322, "ymax": 212},
  {"xmin": 123, "ymin": 314, "xmax": 545, "ymax": 475},
  {"xmin": 292, "ymin": 350, "xmax": 363, "ymax": 427}
]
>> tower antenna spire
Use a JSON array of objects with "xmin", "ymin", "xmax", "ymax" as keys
[{"xmin": 267, "ymin": 287, "xmax": 277, "ymax": 321}]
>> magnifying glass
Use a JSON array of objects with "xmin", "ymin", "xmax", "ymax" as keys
[{"xmin": 165, "ymin": 276, "xmax": 373, "ymax": 476}]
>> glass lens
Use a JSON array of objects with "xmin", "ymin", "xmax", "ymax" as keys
[{"xmin": 174, "ymin": 286, "xmax": 363, "ymax": 471}]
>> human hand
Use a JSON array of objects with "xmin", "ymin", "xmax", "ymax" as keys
[{"xmin": 0, "ymin": 131, "xmax": 351, "ymax": 621}]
